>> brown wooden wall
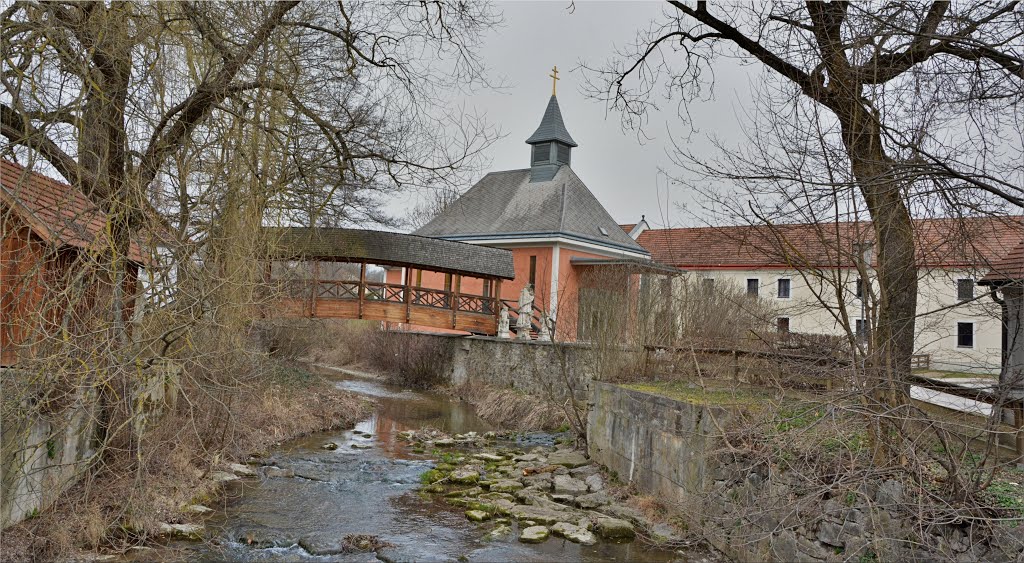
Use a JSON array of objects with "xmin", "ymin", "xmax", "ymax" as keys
[{"xmin": 1, "ymin": 212, "xmax": 139, "ymax": 366}]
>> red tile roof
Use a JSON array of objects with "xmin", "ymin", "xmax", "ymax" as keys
[
  {"xmin": 635, "ymin": 217, "xmax": 1024, "ymax": 271},
  {"xmin": 1, "ymin": 159, "xmax": 147, "ymax": 263},
  {"xmin": 619, "ymin": 223, "xmax": 636, "ymax": 234},
  {"xmin": 980, "ymin": 239, "xmax": 1024, "ymax": 284}
]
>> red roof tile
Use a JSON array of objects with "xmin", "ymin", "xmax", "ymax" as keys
[
  {"xmin": 636, "ymin": 217, "xmax": 1024, "ymax": 271},
  {"xmin": 1, "ymin": 159, "xmax": 147, "ymax": 263},
  {"xmin": 980, "ymin": 239, "xmax": 1024, "ymax": 284}
]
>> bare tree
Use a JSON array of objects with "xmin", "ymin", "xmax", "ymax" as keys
[{"xmin": 585, "ymin": 0, "xmax": 1024, "ymax": 463}]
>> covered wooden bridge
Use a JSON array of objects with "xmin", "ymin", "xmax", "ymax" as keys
[{"xmin": 264, "ymin": 228, "xmax": 515, "ymax": 335}]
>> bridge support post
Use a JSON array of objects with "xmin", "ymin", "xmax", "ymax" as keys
[
  {"xmin": 451, "ymin": 274, "xmax": 461, "ymax": 329},
  {"xmin": 311, "ymin": 261, "xmax": 320, "ymax": 318},
  {"xmin": 404, "ymin": 267, "xmax": 413, "ymax": 323},
  {"xmin": 358, "ymin": 262, "xmax": 366, "ymax": 319}
]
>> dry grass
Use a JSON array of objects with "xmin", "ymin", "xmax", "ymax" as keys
[
  {"xmin": 0, "ymin": 362, "xmax": 369, "ymax": 563},
  {"xmin": 452, "ymin": 381, "xmax": 568, "ymax": 431}
]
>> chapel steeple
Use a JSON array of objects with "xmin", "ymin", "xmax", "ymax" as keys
[{"xmin": 526, "ymin": 66, "xmax": 577, "ymax": 182}]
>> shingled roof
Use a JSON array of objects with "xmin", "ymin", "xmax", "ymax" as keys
[
  {"xmin": 414, "ymin": 167, "xmax": 649, "ymax": 256},
  {"xmin": 525, "ymin": 95, "xmax": 577, "ymax": 147},
  {"xmin": 635, "ymin": 217, "xmax": 1024, "ymax": 270},
  {"xmin": 265, "ymin": 227, "xmax": 515, "ymax": 280},
  {"xmin": 1, "ymin": 159, "xmax": 148, "ymax": 263},
  {"xmin": 979, "ymin": 239, "xmax": 1024, "ymax": 285}
]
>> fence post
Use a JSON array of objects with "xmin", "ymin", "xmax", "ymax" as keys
[
  {"xmin": 1015, "ymin": 402, "xmax": 1024, "ymax": 467},
  {"xmin": 732, "ymin": 350, "xmax": 739, "ymax": 381}
]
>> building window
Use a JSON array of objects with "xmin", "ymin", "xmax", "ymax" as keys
[
  {"xmin": 746, "ymin": 278, "xmax": 759, "ymax": 296},
  {"xmin": 777, "ymin": 317, "xmax": 790, "ymax": 333},
  {"xmin": 777, "ymin": 278, "xmax": 791, "ymax": 299},
  {"xmin": 702, "ymin": 278, "xmax": 715, "ymax": 292},
  {"xmin": 855, "ymin": 277, "xmax": 864, "ymax": 299},
  {"xmin": 555, "ymin": 142, "xmax": 571, "ymax": 164},
  {"xmin": 529, "ymin": 255, "xmax": 537, "ymax": 287},
  {"xmin": 957, "ymin": 279, "xmax": 974, "ymax": 302},
  {"xmin": 855, "ymin": 319, "xmax": 868, "ymax": 340},
  {"xmin": 531, "ymin": 143, "xmax": 550, "ymax": 165},
  {"xmin": 957, "ymin": 322, "xmax": 974, "ymax": 348},
  {"xmin": 482, "ymin": 279, "xmax": 491, "ymax": 298}
]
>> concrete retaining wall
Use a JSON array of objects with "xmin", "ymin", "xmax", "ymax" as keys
[
  {"xmin": 1, "ymin": 361, "xmax": 180, "ymax": 529},
  {"xmin": 587, "ymin": 382, "xmax": 729, "ymax": 503},
  {"xmin": 587, "ymin": 382, "xmax": 1023, "ymax": 562}
]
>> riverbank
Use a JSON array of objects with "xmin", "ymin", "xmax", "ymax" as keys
[{"xmin": 0, "ymin": 363, "xmax": 370, "ymax": 563}]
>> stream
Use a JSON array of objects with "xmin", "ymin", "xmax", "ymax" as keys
[{"xmin": 148, "ymin": 369, "xmax": 689, "ymax": 562}]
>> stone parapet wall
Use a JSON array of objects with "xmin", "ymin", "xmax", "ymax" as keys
[{"xmin": 372, "ymin": 331, "xmax": 597, "ymax": 401}]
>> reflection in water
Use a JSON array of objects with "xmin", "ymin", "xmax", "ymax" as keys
[{"xmin": 146, "ymin": 369, "xmax": 687, "ymax": 562}]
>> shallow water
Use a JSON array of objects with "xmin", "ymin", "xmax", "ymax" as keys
[{"xmin": 145, "ymin": 369, "xmax": 692, "ymax": 562}]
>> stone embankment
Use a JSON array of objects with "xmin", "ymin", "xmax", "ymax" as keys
[{"xmin": 401, "ymin": 429, "xmax": 688, "ymax": 549}]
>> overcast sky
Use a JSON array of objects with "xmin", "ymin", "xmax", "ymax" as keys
[{"xmin": 388, "ymin": 1, "xmax": 759, "ymax": 230}]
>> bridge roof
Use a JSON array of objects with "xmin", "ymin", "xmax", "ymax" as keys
[{"xmin": 265, "ymin": 227, "xmax": 515, "ymax": 280}]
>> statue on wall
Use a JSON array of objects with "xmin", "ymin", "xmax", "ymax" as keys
[
  {"xmin": 537, "ymin": 311, "xmax": 551, "ymax": 342},
  {"xmin": 498, "ymin": 306, "xmax": 510, "ymax": 339},
  {"xmin": 516, "ymin": 285, "xmax": 535, "ymax": 339}
]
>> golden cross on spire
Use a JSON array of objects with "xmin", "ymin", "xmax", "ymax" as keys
[{"xmin": 549, "ymin": 65, "xmax": 559, "ymax": 96}]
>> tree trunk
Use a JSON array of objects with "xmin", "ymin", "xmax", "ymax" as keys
[{"xmin": 840, "ymin": 103, "xmax": 917, "ymax": 464}]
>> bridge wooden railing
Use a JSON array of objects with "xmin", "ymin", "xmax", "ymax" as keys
[{"xmin": 275, "ymin": 277, "xmax": 502, "ymax": 335}]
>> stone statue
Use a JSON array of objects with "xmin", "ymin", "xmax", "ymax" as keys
[
  {"xmin": 537, "ymin": 311, "xmax": 551, "ymax": 342},
  {"xmin": 497, "ymin": 306, "xmax": 510, "ymax": 339},
  {"xmin": 516, "ymin": 285, "xmax": 535, "ymax": 340}
]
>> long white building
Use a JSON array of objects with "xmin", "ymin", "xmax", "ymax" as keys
[{"xmin": 626, "ymin": 217, "xmax": 1024, "ymax": 374}]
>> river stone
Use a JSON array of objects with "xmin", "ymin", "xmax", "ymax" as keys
[
  {"xmin": 584, "ymin": 474, "xmax": 604, "ymax": 492},
  {"xmin": 466, "ymin": 509, "xmax": 491, "ymax": 522},
  {"xmin": 510, "ymin": 505, "xmax": 571, "ymax": 526},
  {"xmin": 515, "ymin": 487, "xmax": 549, "ymax": 504},
  {"xmin": 489, "ymin": 479, "xmax": 524, "ymax": 493},
  {"xmin": 478, "ymin": 491, "xmax": 515, "ymax": 502},
  {"xmin": 519, "ymin": 526, "xmax": 550, "ymax": 543},
  {"xmin": 450, "ymin": 469, "xmax": 480, "ymax": 484},
  {"xmin": 159, "ymin": 523, "xmax": 204, "ymax": 540},
  {"xmin": 570, "ymin": 464, "xmax": 601, "ymax": 478},
  {"xmin": 547, "ymin": 450, "xmax": 588, "ymax": 468},
  {"xmin": 551, "ymin": 494, "xmax": 575, "ymax": 504},
  {"xmin": 469, "ymin": 498, "xmax": 513, "ymax": 515},
  {"xmin": 182, "ymin": 504, "xmax": 213, "ymax": 514},
  {"xmin": 298, "ymin": 536, "xmax": 345, "ymax": 556},
  {"xmin": 594, "ymin": 517, "xmax": 636, "ymax": 540},
  {"xmin": 263, "ymin": 466, "xmax": 294, "ymax": 478},
  {"xmin": 474, "ymin": 453, "xmax": 505, "ymax": 462},
  {"xmin": 597, "ymin": 503, "xmax": 646, "ymax": 526},
  {"xmin": 228, "ymin": 463, "xmax": 256, "ymax": 476},
  {"xmin": 514, "ymin": 453, "xmax": 542, "ymax": 462},
  {"xmin": 320, "ymin": 442, "xmax": 339, "ymax": 450},
  {"xmin": 551, "ymin": 522, "xmax": 598, "ymax": 545},
  {"xmin": 351, "ymin": 443, "xmax": 373, "ymax": 449},
  {"xmin": 483, "ymin": 524, "xmax": 513, "ymax": 542},
  {"xmin": 209, "ymin": 471, "xmax": 239, "ymax": 483},
  {"xmin": 445, "ymin": 487, "xmax": 483, "ymax": 498},
  {"xmin": 575, "ymin": 492, "xmax": 613, "ymax": 509},
  {"xmin": 553, "ymin": 475, "xmax": 588, "ymax": 496},
  {"xmin": 433, "ymin": 438, "xmax": 456, "ymax": 447}
]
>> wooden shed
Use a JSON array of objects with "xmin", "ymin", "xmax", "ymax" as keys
[{"xmin": 1, "ymin": 160, "xmax": 147, "ymax": 366}]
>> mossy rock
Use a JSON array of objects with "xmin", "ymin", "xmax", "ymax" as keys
[{"xmin": 465, "ymin": 509, "xmax": 491, "ymax": 522}]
